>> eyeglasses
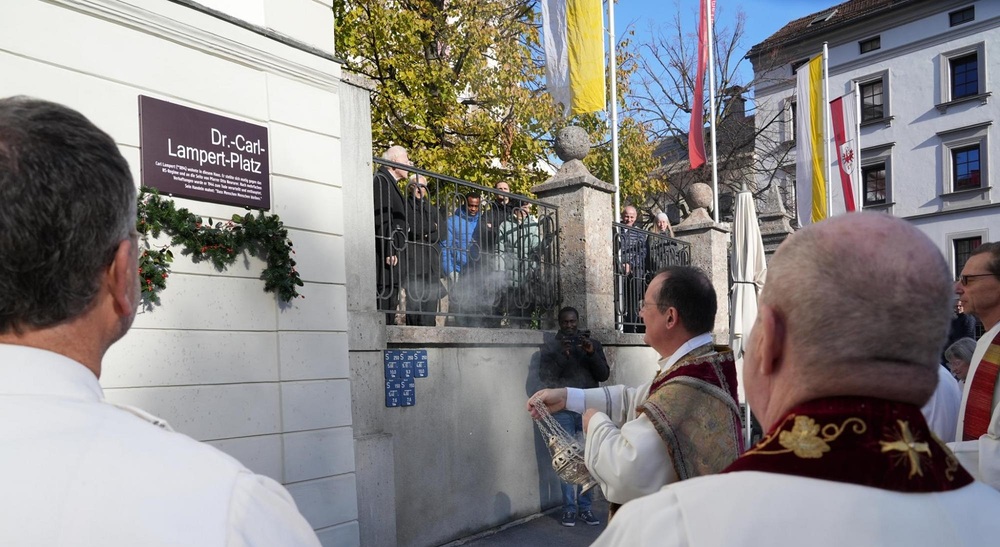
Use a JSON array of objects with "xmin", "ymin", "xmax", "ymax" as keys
[
  {"xmin": 957, "ymin": 273, "xmax": 995, "ymax": 286},
  {"xmin": 639, "ymin": 300, "xmax": 652, "ymax": 310}
]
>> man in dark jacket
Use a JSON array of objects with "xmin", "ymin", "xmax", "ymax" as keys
[
  {"xmin": 618, "ymin": 206, "xmax": 646, "ymax": 333},
  {"xmin": 374, "ymin": 146, "xmax": 410, "ymax": 324},
  {"xmin": 404, "ymin": 175, "xmax": 444, "ymax": 326},
  {"xmin": 539, "ymin": 307, "xmax": 610, "ymax": 527}
]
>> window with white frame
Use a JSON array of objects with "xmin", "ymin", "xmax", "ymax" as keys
[
  {"xmin": 952, "ymin": 145, "xmax": 981, "ymax": 191},
  {"xmin": 862, "ymin": 164, "xmax": 886, "ymax": 205},
  {"xmin": 860, "ymin": 144, "xmax": 893, "ymax": 210},
  {"xmin": 938, "ymin": 43, "xmax": 988, "ymax": 107},
  {"xmin": 952, "ymin": 233, "xmax": 984, "ymax": 280},
  {"xmin": 781, "ymin": 98, "xmax": 797, "ymax": 143},
  {"xmin": 939, "ymin": 123, "xmax": 990, "ymax": 194},
  {"xmin": 855, "ymin": 70, "xmax": 890, "ymax": 125}
]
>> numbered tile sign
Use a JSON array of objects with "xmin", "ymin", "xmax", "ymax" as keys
[{"xmin": 384, "ymin": 350, "xmax": 428, "ymax": 407}]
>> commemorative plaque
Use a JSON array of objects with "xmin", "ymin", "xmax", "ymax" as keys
[{"xmin": 139, "ymin": 95, "xmax": 271, "ymax": 209}]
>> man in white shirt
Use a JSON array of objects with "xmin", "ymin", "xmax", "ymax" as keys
[
  {"xmin": 593, "ymin": 212, "xmax": 1000, "ymax": 546},
  {"xmin": 951, "ymin": 242, "xmax": 1000, "ymax": 489},
  {"xmin": 0, "ymin": 97, "xmax": 320, "ymax": 546},
  {"xmin": 528, "ymin": 266, "xmax": 742, "ymax": 509}
]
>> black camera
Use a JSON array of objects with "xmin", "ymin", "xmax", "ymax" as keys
[{"xmin": 558, "ymin": 330, "xmax": 591, "ymax": 346}]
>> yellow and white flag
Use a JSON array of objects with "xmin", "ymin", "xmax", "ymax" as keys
[
  {"xmin": 541, "ymin": 0, "xmax": 606, "ymax": 116},
  {"xmin": 795, "ymin": 52, "xmax": 827, "ymax": 226}
]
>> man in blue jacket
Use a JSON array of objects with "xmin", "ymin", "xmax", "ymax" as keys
[{"xmin": 442, "ymin": 194, "xmax": 481, "ymax": 326}]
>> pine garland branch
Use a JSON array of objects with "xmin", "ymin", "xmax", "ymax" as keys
[{"xmin": 136, "ymin": 186, "xmax": 303, "ymax": 307}]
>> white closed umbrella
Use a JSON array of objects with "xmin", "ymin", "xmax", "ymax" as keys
[
  {"xmin": 729, "ymin": 186, "xmax": 767, "ymax": 359},
  {"xmin": 730, "ymin": 185, "xmax": 767, "ymax": 443}
]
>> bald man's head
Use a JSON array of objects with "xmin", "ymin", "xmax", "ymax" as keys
[{"xmin": 756, "ymin": 213, "xmax": 951, "ymax": 406}]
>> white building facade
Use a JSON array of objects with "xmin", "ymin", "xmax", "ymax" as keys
[
  {"xmin": 1, "ymin": 1, "xmax": 360, "ymax": 544},
  {"xmin": 749, "ymin": 0, "xmax": 1000, "ymax": 275}
]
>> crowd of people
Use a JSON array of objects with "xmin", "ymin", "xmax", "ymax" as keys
[
  {"xmin": 615, "ymin": 205, "xmax": 682, "ymax": 333},
  {"xmin": 374, "ymin": 146, "xmax": 550, "ymax": 327},
  {"xmin": 8, "ymin": 97, "xmax": 1000, "ymax": 545}
]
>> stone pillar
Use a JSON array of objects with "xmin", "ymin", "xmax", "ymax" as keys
[
  {"xmin": 531, "ymin": 127, "xmax": 616, "ymax": 333},
  {"xmin": 341, "ymin": 71, "xmax": 398, "ymax": 547},
  {"xmin": 673, "ymin": 183, "xmax": 731, "ymax": 345}
]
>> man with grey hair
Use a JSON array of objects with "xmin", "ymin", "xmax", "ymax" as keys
[
  {"xmin": 0, "ymin": 97, "xmax": 320, "ymax": 546},
  {"xmin": 594, "ymin": 213, "xmax": 1000, "ymax": 546},
  {"xmin": 374, "ymin": 145, "xmax": 410, "ymax": 324},
  {"xmin": 617, "ymin": 205, "xmax": 646, "ymax": 333},
  {"xmin": 951, "ymin": 242, "xmax": 1000, "ymax": 490}
]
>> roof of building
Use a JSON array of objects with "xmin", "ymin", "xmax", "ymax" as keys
[{"xmin": 747, "ymin": 0, "xmax": 918, "ymax": 57}]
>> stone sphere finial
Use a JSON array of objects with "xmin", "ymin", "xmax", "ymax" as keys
[
  {"xmin": 554, "ymin": 126, "xmax": 590, "ymax": 162},
  {"xmin": 688, "ymin": 183, "xmax": 714, "ymax": 210}
]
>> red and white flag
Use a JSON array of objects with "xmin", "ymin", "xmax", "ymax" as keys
[
  {"xmin": 689, "ymin": 0, "xmax": 715, "ymax": 169},
  {"xmin": 829, "ymin": 91, "xmax": 860, "ymax": 213}
]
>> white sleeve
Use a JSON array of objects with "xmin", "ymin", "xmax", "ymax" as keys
[
  {"xmin": 584, "ymin": 412, "xmax": 678, "ymax": 504},
  {"xmin": 226, "ymin": 471, "xmax": 321, "ymax": 547},
  {"xmin": 570, "ymin": 383, "xmax": 648, "ymax": 426}
]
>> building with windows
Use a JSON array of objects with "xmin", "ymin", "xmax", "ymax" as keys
[{"xmin": 748, "ymin": 0, "xmax": 999, "ymax": 275}]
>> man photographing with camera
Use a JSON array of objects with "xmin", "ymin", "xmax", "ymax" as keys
[{"xmin": 537, "ymin": 307, "xmax": 610, "ymax": 527}]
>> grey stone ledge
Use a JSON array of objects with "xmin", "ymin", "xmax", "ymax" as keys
[{"xmin": 533, "ymin": 173, "xmax": 615, "ymax": 196}]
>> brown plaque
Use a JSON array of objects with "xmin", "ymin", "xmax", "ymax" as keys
[{"xmin": 139, "ymin": 95, "xmax": 271, "ymax": 209}]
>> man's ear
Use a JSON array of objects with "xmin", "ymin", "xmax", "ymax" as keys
[
  {"xmin": 753, "ymin": 304, "xmax": 785, "ymax": 378},
  {"xmin": 665, "ymin": 307, "xmax": 679, "ymax": 329},
  {"xmin": 106, "ymin": 238, "xmax": 138, "ymax": 317}
]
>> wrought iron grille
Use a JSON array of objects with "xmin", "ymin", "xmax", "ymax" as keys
[
  {"xmin": 612, "ymin": 222, "xmax": 691, "ymax": 332},
  {"xmin": 373, "ymin": 157, "xmax": 560, "ymax": 327}
]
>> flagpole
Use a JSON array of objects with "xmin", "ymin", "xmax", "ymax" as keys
[
  {"xmin": 822, "ymin": 42, "xmax": 831, "ymax": 219},
  {"xmin": 853, "ymin": 80, "xmax": 862, "ymax": 211},
  {"xmin": 707, "ymin": 0, "xmax": 719, "ymax": 223},
  {"xmin": 609, "ymin": 0, "xmax": 621, "ymax": 218}
]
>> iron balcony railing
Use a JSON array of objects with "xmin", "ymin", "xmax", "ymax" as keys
[
  {"xmin": 612, "ymin": 222, "xmax": 691, "ymax": 332},
  {"xmin": 374, "ymin": 157, "xmax": 560, "ymax": 328}
]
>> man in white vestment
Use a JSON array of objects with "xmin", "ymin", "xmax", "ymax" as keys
[
  {"xmin": 0, "ymin": 97, "xmax": 320, "ymax": 546},
  {"xmin": 950, "ymin": 242, "xmax": 1000, "ymax": 489},
  {"xmin": 594, "ymin": 213, "xmax": 1000, "ymax": 546},
  {"xmin": 528, "ymin": 266, "xmax": 742, "ymax": 509}
]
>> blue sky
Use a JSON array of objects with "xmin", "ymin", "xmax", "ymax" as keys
[{"xmin": 611, "ymin": 0, "xmax": 842, "ymax": 82}]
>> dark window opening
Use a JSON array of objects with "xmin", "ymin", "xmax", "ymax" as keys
[
  {"xmin": 863, "ymin": 164, "xmax": 886, "ymax": 205},
  {"xmin": 950, "ymin": 7, "xmax": 975, "ymax": 27},
  {"xmin": 860, "ymin": 36, "xmax": 881, "ymax": 54},
  {"xmin": 953, "ymin": 145, "xmax": 981, "ymax": 191},
  {"xmin": 954, "ymin": 236, "xmax": 982, "ymax": 280},
  {"xmin": 860, "ymin": 80, "xmax": 884, "ymax": 121},
  {"xmin": 951, "ymin": 53, "xmax": 979, "ymax": 99}
]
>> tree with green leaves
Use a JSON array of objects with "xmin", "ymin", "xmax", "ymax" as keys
[{"xmin": 334, "ymin": 0, "xmax": 662, "ymax": 205}]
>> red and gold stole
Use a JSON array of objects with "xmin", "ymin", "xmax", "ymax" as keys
[
  {"xmin": 963, "ymin": 331, "xmax": 1000, "ymax": 440},
  {"xmin": 725, "ymin": 397, "xmax": 972, "ymax": 492},
  {"xmin": 638, "ymin": 344, "xmax": 744, "ymax": 481}
]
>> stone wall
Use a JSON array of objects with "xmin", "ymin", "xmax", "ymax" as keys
[{"xmin": 350, "ymin": 328, "xmax": 658, "ymax": 547}]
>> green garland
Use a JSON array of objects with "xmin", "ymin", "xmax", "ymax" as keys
[{"xmin": 136, "ymin": 186, "xmax": 303, "ymax": 306}]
